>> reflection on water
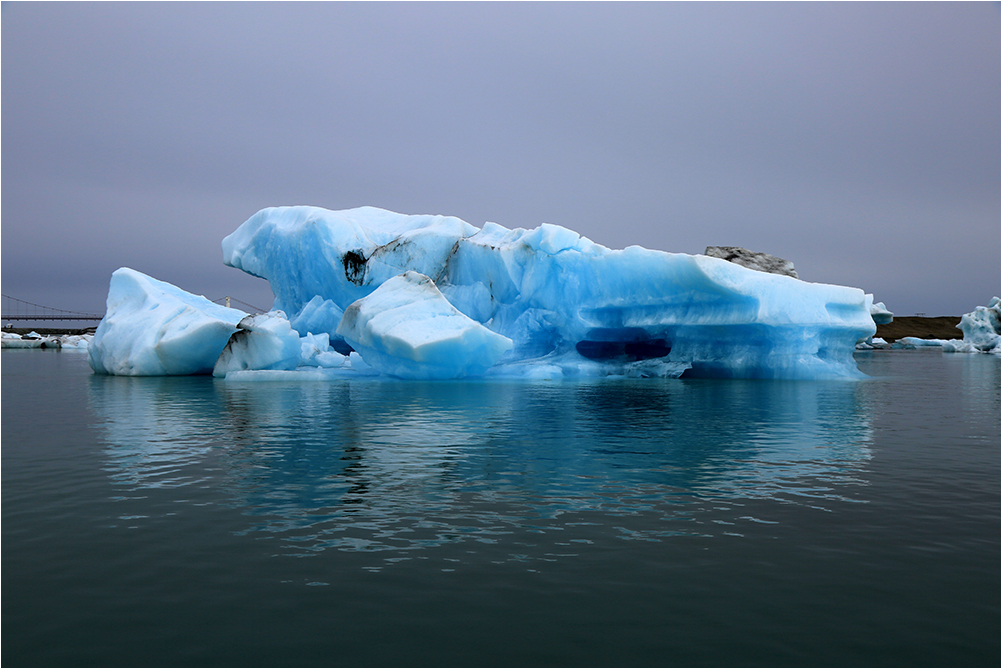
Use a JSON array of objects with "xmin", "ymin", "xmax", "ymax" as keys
[{"xmin": 89, "ymin": 375, "xmax": 874, "ymax": 565}]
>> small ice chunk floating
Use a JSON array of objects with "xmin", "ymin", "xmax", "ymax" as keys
[{"xmin": 89, "ymin": 206, "xmax": 880, "ymax": 379}]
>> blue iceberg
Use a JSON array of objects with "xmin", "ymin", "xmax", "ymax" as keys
[
  {"xmin": 88, "ymin": 206, "xmax": 877, "ymax": 379},
  {"xmin": 217, "ymin": 206, "xmax": 875, "ymax": 379}
]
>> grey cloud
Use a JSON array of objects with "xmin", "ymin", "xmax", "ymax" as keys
[{"xmin": 2, "ymin": 2, "xmax": 998, "ymax": 318}]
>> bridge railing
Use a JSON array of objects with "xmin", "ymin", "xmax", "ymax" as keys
[
  {"xmin": 3, "ymin": 293, "xmax": 268, "ymax": 323},
  {"xmin": 210, "ymin": 296, "xmax": 267, "ymax": 313},
  {"xmin": 2, "ymin": 294, "xmax": 104, "ymax": 322}
]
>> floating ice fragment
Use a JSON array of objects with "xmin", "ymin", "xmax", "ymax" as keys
[
  {"xmin": 88, "ymin": 268, "xmax": 247, "ymax": 375},
  {"xmin": 856, "ymin": 336, "xmax": 889, "ymax": 350},
  {"xmin": 0, "ymin": 331, "xmax": 94, "ymax": 349},
  {"xmin": 0, "ymin": 334, "xmax": 44, "ymax": 348},
  {"xmin": 956, "ymin": 297, "xmax": 1000, "ymax": 353},
  {"xmin": 868, "ymin": 299, "xmax": 894, "ymax": 325},
  {"xmin": 893, "ymin": 337, "xmax": 953, "ymax": 348}
]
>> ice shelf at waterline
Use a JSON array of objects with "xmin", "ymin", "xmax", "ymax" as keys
[{"xmin": 89, "ymin": 205, "xmax": 878, "ymax": 379}]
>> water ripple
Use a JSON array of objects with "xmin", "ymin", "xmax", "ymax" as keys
[{"xmin": 85, "ymin": 375, "xmax": 878, "ymax": 566}]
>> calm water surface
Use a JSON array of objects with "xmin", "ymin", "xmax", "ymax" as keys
[{"xmin": 2, "ymin": 348, "xmax": 999, "ymax": 666}]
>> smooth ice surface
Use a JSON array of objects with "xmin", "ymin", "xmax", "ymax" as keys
[
  {"xmin": 88, "ymin": 268, "xmax": 247, "ymax": 375},
  {"xmin": 224, "ymin": 206, "xmax": 876, "ymax": 379},
  {"xmin": 336, "ymin": 271, "xmax": 514, "ymax": 379}
]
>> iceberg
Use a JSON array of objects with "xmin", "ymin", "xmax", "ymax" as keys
[
  {"xmin": 87, "ymin": 207, "xmax": 880, "ymax": 379},
  {"xmin": 869, "ymin": 300, "xmax": 893, "ymax": 325},
  {"xmin": 222, "ymin": 206, "xmax": 876, "ymax": 379},
  {"xmin": 953, "ymin": 297, "xmax": 1001, "ymax": 353},
  {"xmin": 88, "ymin": 268, "xmax": 247, "ymax": 375}
]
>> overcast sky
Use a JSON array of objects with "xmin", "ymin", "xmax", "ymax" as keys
[{"xmin": 2, "ymin": 2, "xmax": 999, "ymax": 319}]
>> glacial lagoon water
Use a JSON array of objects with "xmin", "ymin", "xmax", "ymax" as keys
[{"xmin": 2, "ymin": 348, "xmax": 999, "ymax": 666}]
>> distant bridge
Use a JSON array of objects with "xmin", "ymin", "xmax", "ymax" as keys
[
  {"xmin": 2, "ymin": 294, "xmax": 266, "ymax": 323},
  {"xmin": 2, "ymin": 294, "xmax": 104, "ymax": 322}
]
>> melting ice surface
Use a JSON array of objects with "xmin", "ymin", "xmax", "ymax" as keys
[{"xmin": 90, "ymin": 206, "xmax": 879, "ymax": 379}]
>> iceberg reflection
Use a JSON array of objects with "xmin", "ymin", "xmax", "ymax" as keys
[{"xmin": 90, "ymin": 376, "xmax": 874, "ymax": 559}]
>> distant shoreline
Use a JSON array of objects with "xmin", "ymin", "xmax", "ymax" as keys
[
  {"xmin": 2, "ymin": 326, "xmax": 97, "ymax": 336},
  {"xmin": 874, "ymin": 316, "xmax": 963, "ymax": 342},
  {"xmin": 2, "ymin": 317, "xmax": 965, "ymax": 344}
]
